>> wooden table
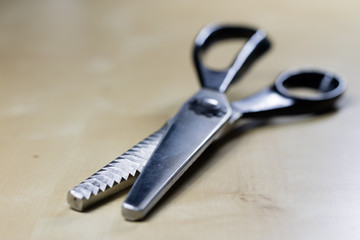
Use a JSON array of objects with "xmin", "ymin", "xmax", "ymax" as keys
[{"xmin": 1, "ymin": 1, "xmax": 359, "ymax": 239}]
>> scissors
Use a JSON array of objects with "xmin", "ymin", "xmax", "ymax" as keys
[{"xmin": 67, "ymin": 24, "xmax": 345, "ymax": 221}]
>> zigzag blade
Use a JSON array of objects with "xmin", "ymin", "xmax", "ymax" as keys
[{"xmin": 67, "ymin": 126, "xmax": 167, "ymax": 211}]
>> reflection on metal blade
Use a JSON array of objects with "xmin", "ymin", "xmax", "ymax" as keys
[{"xmin": 67, "ymin": 126, "xmax": 166, "ymax": 211}]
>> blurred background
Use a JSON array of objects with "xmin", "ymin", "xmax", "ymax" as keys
[{"xmin": 0, "ymin": 0, "xmax": 359, "ymax": 239}]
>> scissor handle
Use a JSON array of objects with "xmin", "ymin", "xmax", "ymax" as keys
[
  {"xmin": 193, "ymin": 24, "xmax": 271, "ymax": 93},
  {"xmin": 232, "ymin": 69, "xmax": 346, "ymax": 118}
]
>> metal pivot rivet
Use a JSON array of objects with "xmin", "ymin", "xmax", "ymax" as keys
[
  {"xmin": 197, "ymin": 97, "xmax": 220, "ymax": 110},
  {"xmin": 189, "ymin": 97, "xmax": 225, "ymax": 117}
]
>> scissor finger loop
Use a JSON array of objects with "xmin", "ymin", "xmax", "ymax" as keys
[
  {"xmin": 193, "ymin": 24, "xmax": 271, "ymax": 92},
  {"xmin": 67, "ymin": 24, "xmax": 346, "ymax": 221}
]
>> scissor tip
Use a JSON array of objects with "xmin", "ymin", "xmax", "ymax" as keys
[
  {"xmin": 122, "ymin": 202, "xmax": 146, "ymax": 221},
  {"xmin": 67, "ymin": 190, "xmax": 85, "ymax": 211}
]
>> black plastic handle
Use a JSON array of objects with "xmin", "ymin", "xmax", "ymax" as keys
[
  {"xmin": 232, "ymin": 69, "xmax": 346, "ymax": 118},
  {"xmin": 193, "ymin": 24, "xmax": 271, "ymax": 93}
]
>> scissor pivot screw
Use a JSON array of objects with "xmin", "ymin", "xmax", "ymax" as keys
[
  {"xmin": 199, "ymin": 97, "xmax": 220, "ymax": 109},
  {"xmin": 189, "ymin": 97, "xmax": 226, "ymax": 117}
]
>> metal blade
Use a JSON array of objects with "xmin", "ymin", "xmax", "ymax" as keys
[
  {"xmin": 67, "ymin": 126, "xmax": 167, "ymax": 211},
  {"xmin": 122, "ymin": 89, "xmax": 232, "ymax": 220}
]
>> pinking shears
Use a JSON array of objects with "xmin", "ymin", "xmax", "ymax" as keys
[{"xmin": 68, "ymin": 24, "xmax": 345, "ymax": 221}]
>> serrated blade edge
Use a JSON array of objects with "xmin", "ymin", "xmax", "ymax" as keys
[{"xmin": 67, "ymin": 126, "xmax": 166, "ymax": 211}]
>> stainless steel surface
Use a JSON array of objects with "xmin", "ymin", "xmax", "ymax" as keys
[
  {"xmin": 67, "ymin": 126, "xmax": 167, "ymax": 211},
  {"xmin": 66, "ymin": 24, "xmax": 344, "ymax": 222},
  {"xmin": 121, "ymin": 69, "xmax": 345, "ymax": 220},
  {"xmin": 67, "ymin": 24, "xmax": 271, "ymax": 217},
  {"xmin": 122, "ymin": 89, "xmax": 232, "ymax": 220}
]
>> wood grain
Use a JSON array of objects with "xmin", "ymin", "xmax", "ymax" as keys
[{"xmin": 0, "ymin": 1, "xmax": 359, "ymax": 239}]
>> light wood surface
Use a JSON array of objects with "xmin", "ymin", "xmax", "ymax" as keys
[{"xmin": 1, "ymin": 1, "xmax": 359, "ymax": 239}]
